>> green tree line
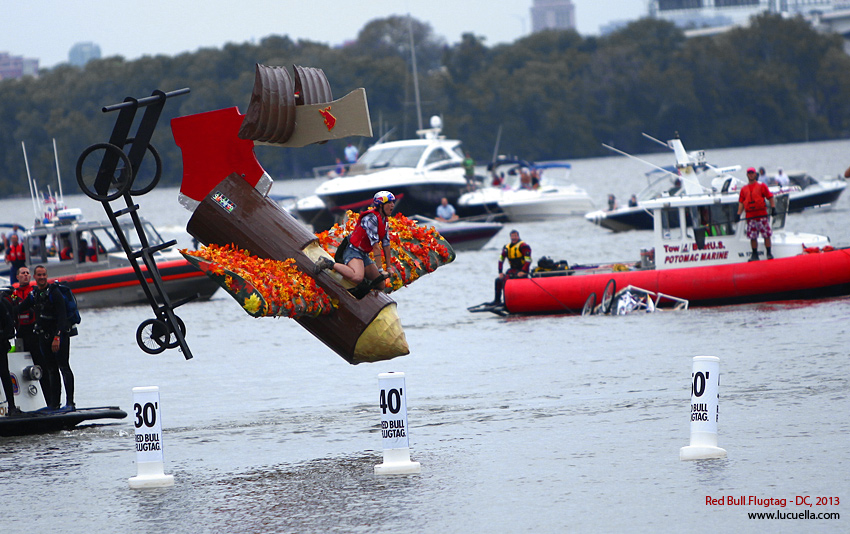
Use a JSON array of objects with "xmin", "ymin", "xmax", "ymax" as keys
[{"xmin": 1, "ymin": 13, "xmax": 849, "ymax": 198}]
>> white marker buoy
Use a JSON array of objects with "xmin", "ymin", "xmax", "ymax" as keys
[
  {"xmin": 374, "ymin": 372, "xmax": 421, "ymax": 475},
  {"xmin": 680, "ymin": 356, "xmax": 727, "ymax": 461},
  {"xmin": 128, "ymin": 386, "xmax": 174, "ymax": 488}
]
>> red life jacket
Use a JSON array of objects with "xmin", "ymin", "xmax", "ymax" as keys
[
  {"xmin": 739, "ymin": 182, "xmax": 772, "ymax": 218},
  {"xmin": 12, "ymin": 283, "xmax": 35, "ymax": 326},
  {"xmin": 6, "ymin": 242, "xmax": 24, "ymax": 262},
  {"xmin": 349, "ymin": 207, "xmax": 387, "ymax": 253}
]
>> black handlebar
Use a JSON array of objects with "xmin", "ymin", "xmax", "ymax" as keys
[{"xmin": 102, "ymin": 88, "xmax": 190, "ymax": 113}]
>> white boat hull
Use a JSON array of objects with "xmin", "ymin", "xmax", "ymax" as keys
[{"xmin": 497, "ymin": 188, "xmax": 597, "ymax": 222}]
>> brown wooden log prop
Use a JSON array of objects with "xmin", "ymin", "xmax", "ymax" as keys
[{"xmin": 186, "ymin": 172, "xmax": 409, "ymax": 364}]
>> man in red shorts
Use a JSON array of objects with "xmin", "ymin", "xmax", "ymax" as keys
[{"xmin": 737, "ymin": 167, "xmax": 776, "ymax": 261}]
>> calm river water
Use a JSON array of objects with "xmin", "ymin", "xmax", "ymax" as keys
[{"xmin": 1, "ymin": 139, "xmax": 848, "ymax": 533}]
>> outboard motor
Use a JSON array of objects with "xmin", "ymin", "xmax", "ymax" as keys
[{"xmin": 0, "ymin": 347, "xmax": 46, "ymax": 414}]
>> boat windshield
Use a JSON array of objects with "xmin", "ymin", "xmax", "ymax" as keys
[
  {"xmin": 359, "ymin": 145, "xmax": 426, "ymax": 169},
  {"xmin": 90, "ymin": 221, "xmax": 167, "ymax": 252},
  {"xmin": 687, "ymin": 204, "xmax": 737, "ymax": 237},
  {"xmin": 25, "ymin": 220, "xmax": 167, "ymax": 264},
  {"xmin": 638, "ymin": 168, "xmax": 683, "ymax": 201}
]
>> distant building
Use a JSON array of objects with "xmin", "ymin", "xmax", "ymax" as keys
[
  {"xmin": 0, "ymin": 52, "xmax": 38, "ymax": 80},
  {"xmin": 69, "ymin": 42, "xmax": 101, "ymax": 67},
  {"xmin": 531, "ymin": 0, "xmax": 576, "ymax": 33},
  {"xmin": 649, "ymin": 0, "xmax": 838, "ymax": 27},
  {"xmin": 599, "ymin": 20, "xmax": 633, "ymax": 36}
]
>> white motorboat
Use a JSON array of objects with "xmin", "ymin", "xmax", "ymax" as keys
[
  {"xmin": 457, "ymin": 159, "xmax": 595, "ymax": 222},
  {"xmin": 586, "ymin": 136, "xmax": 847, "ymax": 232},
  {"xmin": 410, "ymin": 215, "xmax": 503, "ymax": 251},
  {"xmin": 298, "ymin": 116, "xmax": 472, "ymax": 231}
]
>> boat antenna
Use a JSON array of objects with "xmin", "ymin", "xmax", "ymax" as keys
[
  {"xmin": 407, "ymin": 13, "xmax": 423, "ymax": 132},
  {"xmin": 21, "ymin": 141, "xmax": 39, "ymax": 222},
  {"xmin": 491, "ymin": 125, "xmax": 503, "ymax": 168},
  {"xmin": 53, "ymin": 138, "xmax": 64, "ymax": 204},
  {"xmin": 602, "ymin": 143, "xmax": 679, "ymax": 179},
  {"xmin": 641, "ymin": 132, "xmax": 668, "ymax": 148}
]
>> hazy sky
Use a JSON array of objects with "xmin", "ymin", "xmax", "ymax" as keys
[{"xmin": 3, "ymin": 1, "xmax": 646, "ymax": 69}]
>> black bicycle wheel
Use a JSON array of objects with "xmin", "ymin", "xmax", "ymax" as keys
[
  {"xmin": 136, "ymin": 318, "xmax": 169, "ymax": 355},
  {"xmin": 163, "ymin": 315, "xmax": 187, "ymax": 349},
  {"xmin": 601, "ymin": 279, "xmax": 617, "ymax": 314},
  {"xmin": 581, "ymin": 292, "xmax": 597, "ymax": 316},
  {"xmin": 76, "ymin": 143, "xmax": 133, "ymax": 202},
  {"xmin": 123, "ymin": 137, "xmax": 162, "ymax": 196}
]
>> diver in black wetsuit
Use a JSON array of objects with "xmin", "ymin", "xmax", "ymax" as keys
[{"xmin": 0, "ymin": 289, "xmax": 20, "ymax": 415}]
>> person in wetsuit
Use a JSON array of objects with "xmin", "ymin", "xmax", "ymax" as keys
[
  {"xmin": 11, "ymin": 266, "xmax": 46, "ymax": 405},
  {"xmin": 489, "ymin": 230, "xmax": 532, "ymax": 306},
  {"xmin": 0, "ymin": 288, "xmax": 20, "ymax": 415},
  {"xmin": 19, "ymin": 265, "xmax": 75, "ymax": 410}
]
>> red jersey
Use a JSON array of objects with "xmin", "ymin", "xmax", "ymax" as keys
[{"xmin": 349, "ymin": 207, "xmax": 388, "ymax": 253}]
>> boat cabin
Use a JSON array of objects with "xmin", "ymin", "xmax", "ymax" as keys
[
  {"xmin": 643, "ymin": 191, "xmax": 827, "ymax": 269},
  {"xmin": 23, "ymin": 210, "xmax": 173, "ymax": 278}
]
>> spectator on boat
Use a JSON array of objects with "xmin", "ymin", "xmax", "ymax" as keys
[
  {"xmin": 4, "ymin": 233, "xmax": 26, "ymax": 285},
  {"xmin": 519, "ymin": 171, "xmax": 528, "ymax": 188},
  {"xmin": 314, "ymin": 191, "xmax": 397, "ymax": 298},
  {"xmin": 18, "ymin": 265, "xmax": 76, "ymax": 410},
  {"xmin": 607, "ymin": 194, "xmax": 618, "ymax": 211},
  {"xmin": 489, "ymin": 230, "xmax": 532, "ymax": 306},
  {"xmin": 530, "ymin": 169, "xmax": 541, "ymax": 190},
  {"xmin": 87, "ymin": 236, "xmax": 106, "ymax": 262},
  {"xmin": 492, "ymin": 172, "xmax": 504, "ymax": 187},
  {"xmin": 1, "ymin": 287, "xmax": 21, "ymax": 415},
  {"xmin": 463, "ymin": 153, "xmax": 476, "ymax": 191},
  {"xmin": 628, "ymin": 194, "xmax": 638, "ymax": 207},
  {"xmin": 667, "ymin": 178, "xmax": 682, "ymax": 196},
  {"xmin": 4, "ymin": 225, "xmax": 22, "ymax": 247},
  {"xmin": 59, "ymin": 236, "xmax": 73, "ymax": 261},
  {"xmin": 738, "ymin": 167, "xmax": 776, "ymax": 261},
  {"xmin": 758, "ymin": 167, "xmax": 769, "ymax": 184},
  {"xmin": 435, "ymin": 198, "xmax": 459, "ymax": 222},
  {"xmin": 776, "ymin": 168, "xmax": 790, "ymax": 187},
  {"xmin": 77, "ymin": 238, "xmax": 88, "ymax": 263},
  {"xmin": 344, "ymin": 142, "xmax": 359, "ymax": 164},
  {"xmin": 333, "ymin": 158, "xmax": 346, "ymax": 177}
]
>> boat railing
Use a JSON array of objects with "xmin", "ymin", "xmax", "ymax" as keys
[
  {"xmin": 312, "ymin": 162, "xmax": 353, "ymax": 179},
  {"xmin": 532, "ymin": 261, "xmax": 640, "ymax": 278}
]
